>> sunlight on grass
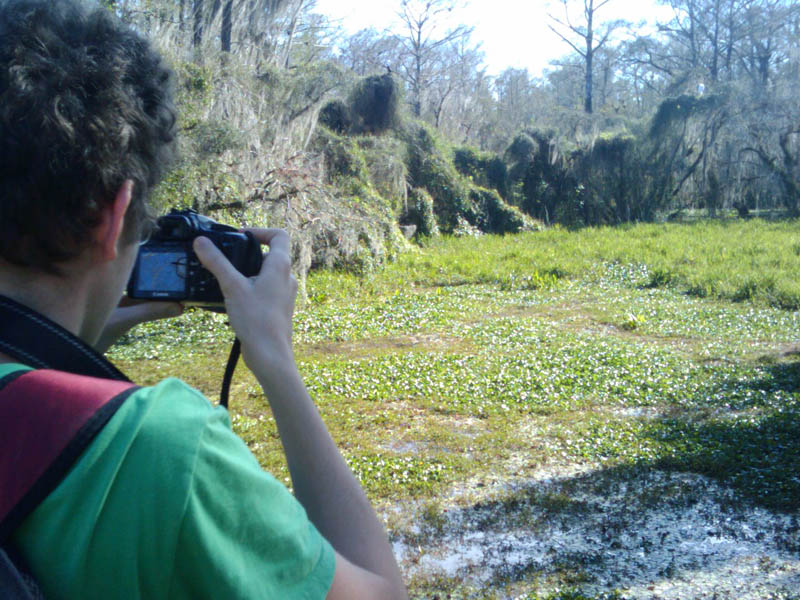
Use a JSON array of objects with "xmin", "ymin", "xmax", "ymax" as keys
[{"xmin": 109, "ymin": 219, "xmax": 800, "ymax": 599}]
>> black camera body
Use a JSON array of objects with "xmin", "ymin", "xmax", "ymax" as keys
[{"xmin": 127, "ymin": 210, "xmax": 262, "ymax": 306}]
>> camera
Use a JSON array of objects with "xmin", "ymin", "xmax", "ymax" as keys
[{"xmin": 127, "ymin": 209, "xmax": 262, "ymax": 306}]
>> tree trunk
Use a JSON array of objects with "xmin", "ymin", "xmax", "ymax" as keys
[
  {"xmin": 221, "ymin": 0, "xmax": 233, "ymax": 52},
  {"xmin": 779, "ymin": 131, "xmax": 800, "ymax": 215},
  {"xmin": 282, "ymin": 0, "xmax": 306, "ymax": 69},
  {"xmin": 414, "ymin": 28, "xmax": 423, "ymax": 117},
  {"xmin": 193, "ymin": 0, "xmax": 203, "ymax": 48},
  {"xmin": 710, "ymin": 0, "xmax": 720, "ymax": 83},
  {"xmin": 724, "ymin": 0, "xmax": 735, "ymax": 80},
  {"xmin": 688, "ymin": 0, "xmax": 698, "ymax": 69},
  {"xmin": 584, "ymin": 2, "xmax": 594, "ymax": 114}
]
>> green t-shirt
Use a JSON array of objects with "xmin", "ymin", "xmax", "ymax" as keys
[{"xmin": 2, "ymin": 363, "xmax": 336, "ymax": 599}]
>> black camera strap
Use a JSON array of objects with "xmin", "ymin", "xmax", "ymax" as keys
[
  {"xmin": 0, "ymin": 294, "xmax": 240, "ymax": 408},
  {"xmin": 220, "ymin": 338, "xmax": 240, "ymax": 409},
  {"xmin": 0, "ymin": 295, "xmax": 130, "ymax": 382}
]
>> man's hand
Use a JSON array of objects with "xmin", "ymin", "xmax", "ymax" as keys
[
  {"xmin": 193, "ymin": 229, "xmax": 298, "ymax": 381},
  {"xmin": 194, "ymin": 229, "xmax": 408, "ymax": 599},
  {"xmin": 95, "ymin": 298, "xmax": 183, "ymax": 354}
]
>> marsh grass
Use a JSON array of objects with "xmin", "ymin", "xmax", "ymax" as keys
[
  {"xmin": 321, "ymin": 219, "xmax": 800, "ymax": 309},
  {"xmin": 109, "ymin": 218, "xmax": 800, "ymax": 598}
]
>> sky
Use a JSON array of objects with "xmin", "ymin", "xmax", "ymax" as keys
[{"xmin": 313, "ymin": 0, "xmax": 675, "ymax": 78}]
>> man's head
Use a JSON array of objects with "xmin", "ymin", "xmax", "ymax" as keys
[{"xmin": 0, "ymin": 0, "xmax": 177, "ymax": 273}]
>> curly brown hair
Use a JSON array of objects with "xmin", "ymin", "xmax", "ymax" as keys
[{"xmin": 0, "ymin": 0, "xmax": 177, "ymax": 271}]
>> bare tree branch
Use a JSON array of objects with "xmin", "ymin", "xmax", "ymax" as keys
[{"xmin": 547, "ymin": 23, "xmax": 587, "ymax": 57}]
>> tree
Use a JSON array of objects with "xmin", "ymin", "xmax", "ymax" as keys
[
  {"xmin": 457, "ymin": 73, "xmax": 497, "ymax": 149},
  {"xmin": 741, "ymin": 14, "xmax": 800, "ymax": 215},
  {"xmin": 617, "ymin": 37, "xmax": 671, "ymax": 116},
  {"xmin": 548, "ymin": 0, "xmax": 627, "ymax": 114},
  {"xmin": 737, "ymin": 0, "xmax": 799, "ymax": 90},
  {"xmin": 646, "ymin": 94, "xmax": 729, "ymax": 216},
  {"xmin": 491, "ymin": 68, "xmax": 545, "ymax": 145},
  {"xmin": 651, "ymin": 0, "xmax": 799, "ymax": 91},
  {"xmin": 423, "ymin": 34, "xmax": 483, "ymax": 131},
  {"xmin": 221, "ymin": 0, "xmax": 233, "ymax": 52},
  {"xmin": 654, "ymin": 0, "xmax": 747, "ymax": 89},
  {"xmin": 193, "ymin": 0, "xmax": 203, "ymax": 48},
  {"xmin": 278, "ymin": 0, "xmax": 316, "ymax": 68},
  {"xmin": 336, "ymin": 29, "xmax": 404, "ymax": 76},
  {"xmin": 394, "ymin": 0, "xmax": 472, "ymax": 117}
]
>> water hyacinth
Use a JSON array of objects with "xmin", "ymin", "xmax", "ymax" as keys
[{"xmin": 111, "ymin": 221, "xmax": 800, "ymax": 598}]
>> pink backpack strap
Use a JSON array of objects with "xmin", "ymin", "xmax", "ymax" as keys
[{"xmin": 0, "ymin": 369, "xmax": 138, "ymax": 541}]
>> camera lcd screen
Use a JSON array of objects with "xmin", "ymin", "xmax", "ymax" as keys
[{"xmin": 136, "ymin": 250, "xmax": 188, "ymax": 294}]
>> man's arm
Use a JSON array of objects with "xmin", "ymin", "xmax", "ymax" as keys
[
  {"xmin": 193, "ymin": 231, "xmax": 407, "ymax": 600},
  {"xmin": 94, "ymin": 299, "xmax": 183, "ymax": 354}
]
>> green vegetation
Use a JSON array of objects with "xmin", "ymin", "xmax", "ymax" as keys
[
  {"xmin": 110, "ymin": 219, "xmax": 800, "ymax": 597},
  {"xmin": 385, "ymin": 219, "xmax": 800, "ymax": 309},
  {"xmin": 403, "ymin": 124, "xmax": 540, "ymax": 236},
  {"xmin": 112, "ymin": 0, "xmax": 800, "ymax": 307}
]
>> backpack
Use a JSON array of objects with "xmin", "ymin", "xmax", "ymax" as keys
[{"xmin": 0, "ymin": 296, "xmax": 136, "ymax": 599}]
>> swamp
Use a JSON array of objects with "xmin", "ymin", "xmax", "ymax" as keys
[{"xmin": 111, "ymin": 220, "xmax": 800, "ymax": 599}]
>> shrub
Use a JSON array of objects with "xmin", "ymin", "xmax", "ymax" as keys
[
  {"xmin": 505, "ymin": 129, "xmax": 576, "ymax": 226},
  {"xmin": 173, "ymin": 60, "xmax": 214, "ymax": 130},
  {"xmin": 357, "ymin": 136, "xmax": 408, "ymax": 214},
  {"xmin": 193, "ymin": 120, "xmax": 243, "ymax": 156},
  {"xmin": 649, "ymin": 94, "xmax": 724, "ymax": 139},
  {"xmin": 574, "ymin": 132, "xmax": 643, "ymax": 225},
  {"xmin": 405, "ymin": 125, "xmax": 474, "ymax": 233},
  {"xmin": 453, "ymin": 146, "xmax": 508, "ymax": 198},
  {"xmin": 318, "ymin": 99, "xmax": 352, "ymax": 135},
  {"xmin": 313, "ymin": 127, "xmax": 370, "ymax": 183},
  {"xmin": 151, "ymin": 159, "xmax": 241, "ymax": 213},
  {"xmin": 506, "ymin": 132, "xmax": 537, "ymax": 163},
  {"xmin": 401, "ymin": 188, "xmax": 439, "ymax": 237},
  {"xmin": 468, "ymin": 187, "xmax": 537, "ymax": 234},
  {"xmin": 485, "ymin": 156, "xmax": 509, "ymax": 199},
  {"xmin": 349, "ymin": 73, "xmax": 402, "ymax": 135}
]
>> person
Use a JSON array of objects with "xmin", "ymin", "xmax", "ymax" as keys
[{"xmin": 0, "ymin": 0, "xmax": 407, "ymax": 598}]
